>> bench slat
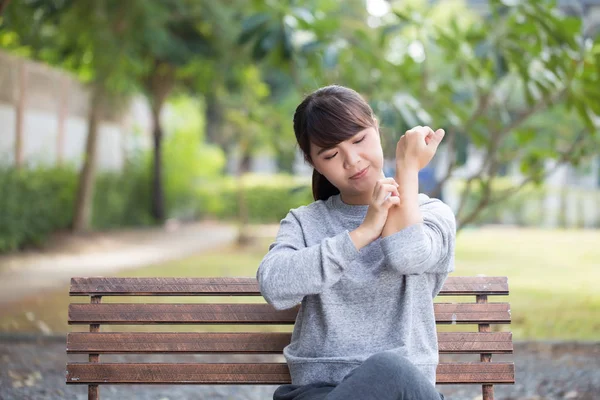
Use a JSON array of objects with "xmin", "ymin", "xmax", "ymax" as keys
[
  {"xmin": 67, "ymin": 332, "xmax": 291, "ymax": 354},
  {"xmin": 68, "ymin": 303, "xmax": 511, "ymax": 325},
  {"xmin": 70, "ymin": 276, "xmax": 508, "ymax": 296},
  {"xmin": 66, "ymin": 332, "xmax": 513, "ymax": 354},
  {"xmin": 65, "ymin": 362, "xmax": 515, "ymax": 385}
]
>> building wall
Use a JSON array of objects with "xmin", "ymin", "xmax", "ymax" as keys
[{"xmin": 0, "ymin": 51, "xmax": 153, "ymax": 171}]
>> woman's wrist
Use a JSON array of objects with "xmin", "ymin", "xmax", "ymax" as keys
[
  {"xmin": 395, "ymin": 166, "xmax": 420, "ymax": 203},
  {"xmin": 350, "ymin": 225, "xmax": 376, "ymax": 251},
  {"xmin": 381, "ymin": 167, "xmax": 422, "ymax": 237},
  {"xmin": 395, "ymin": 159, "xmax": 420, "ymax": 176}
]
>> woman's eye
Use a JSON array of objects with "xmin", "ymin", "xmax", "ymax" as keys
[
  {"xmin": 354, "ymin": 136, "xmax": 366, "ymax": 144},
  {"xmin": 325, "ymin": 152, "xmax": 338, "ymax": 160}
]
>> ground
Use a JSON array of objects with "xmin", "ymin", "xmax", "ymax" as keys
[
  {"xmin": 0, "ymin": 336, "xmax": 598, "ymax": 400},
  {"xmin": 0, "ymin": 224, "xmax": 598, "ymax": 399}
]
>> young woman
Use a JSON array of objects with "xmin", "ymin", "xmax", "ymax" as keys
[{"xmin": 257, "ymin": 85, "xmax": 456, "ymax": 400}]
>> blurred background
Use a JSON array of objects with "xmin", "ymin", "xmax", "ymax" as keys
[{"xmin": 0, "ymin": 0, "xmax": 599, "ymax": 399}]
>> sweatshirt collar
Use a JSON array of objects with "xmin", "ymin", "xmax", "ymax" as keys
[{"xmin": 329, "ymin": 194, "xmax": 369, "ymax": 216}]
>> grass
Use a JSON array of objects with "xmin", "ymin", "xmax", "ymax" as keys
[
  {"xmin": 1, "ymin": 227, "xmax": 598, "ymax": 340},
  {"xmin": 446, "ymin": 227, "xmax": 600, "ymax": 340}
]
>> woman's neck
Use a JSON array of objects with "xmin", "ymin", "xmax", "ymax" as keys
[{"xmin": 339, "ymin": 192, "xmax": 371, "ymax": 205}]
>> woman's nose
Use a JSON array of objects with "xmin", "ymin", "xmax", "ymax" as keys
[{"xmin": 344, "ymin": 151, "xmax": 361, "ymax": 168}]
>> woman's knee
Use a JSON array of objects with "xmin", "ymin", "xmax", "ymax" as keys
[{"xmin": 363, "ymin": 351, "xmax": 419, "ymax": 379}]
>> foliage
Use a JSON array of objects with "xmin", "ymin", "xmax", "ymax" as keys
[
  {"xmin": 163, "ymin": 96, "xmax": 226, "ymax": 219},
  {"xmin": 1, "ymin": 0, "xmax": 599, "ymax": 239},
  {"xmin": 378, "ymin": 0, "xmax": 600, "ymax": 227},
  {"xmin": 0, "ymin": 165, "xmax": 76, "ymax": 252},
  {"xmin": 91, "ymin": 160, "xmax": 154, "ymax": 230},
  {"xmin": 196, "ymin": 174, "xmax": 312, "ymax": 223}
]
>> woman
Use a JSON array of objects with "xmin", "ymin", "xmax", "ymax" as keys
[{"xmin": 257, "ymin": 85, "xmax": 455, "ymax": 400}]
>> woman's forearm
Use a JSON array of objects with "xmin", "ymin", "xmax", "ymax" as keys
[{"xmin": 381, "ymin": 166, "xmax": 422, "ymax": 237}]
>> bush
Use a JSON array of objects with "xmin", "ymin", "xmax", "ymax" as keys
[
  {"xmin": 0, "ymin": 165, "xmax": 77, "ymax": 252},
  {"xmin": 196, "ymin": 174, "xmax": 313, "ymax": 223},
  {"xmin": 0, "ymin": 160, "xmax": 156, "ymax": 252},
  {"xmin": 92, "ymin": 160, "xmax": 154, "ymax": 229}
]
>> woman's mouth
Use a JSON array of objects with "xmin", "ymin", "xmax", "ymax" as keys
[{"xmin": 350, "ymin": 166, "xmax": 369, "ymax": 180}]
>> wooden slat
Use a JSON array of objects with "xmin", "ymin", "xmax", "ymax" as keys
[
  {"xmin": 439, "ymin": 276, "xmax": 508, "ymax": 296},
  {"xmin": 68, "ymin": 303, "xmax": 511, "ymax": 325},
  {"xmin": 68, "ymin": 304, "xmax": 300, "ymax": 325},
  {"xmin": 65, "ymin": 362, "xmax": 515, "ymax": 385},
  {"xmin": 438, "ymin": 332, "xmax": 513, "ymax": 353},
  {"xmin": 66, "ymin": 332, "xmax": 513, "ymax": 354},
  {"xmin": 70, "ymin": 276, "xmax": 508, "ymax": 296},
  {"xmin": 67, "ymin": 332, "xmax": 293, "ymax": 354},
  {"xmin": 435, "ymin": 303, "xmax": 511, "ymax": 324},
  {"xmin": 436, "ymin": 362, "xmax": 515, "ymax": 384},
  {"xmin": 70, "ymin": 277, "xmax": 260, "ymax": 296}
]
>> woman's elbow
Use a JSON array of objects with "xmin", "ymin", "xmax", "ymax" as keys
[
  {"xmin": 256, "ymin": 266, "xmax": 297, "ymax": 310},
  {"xmin": 387, "ymin": 257, "xmax": 429, "ymax": 275},
  {"xmin": 259, "ymin": 285, "xmax": 299, "ymax": 310}
]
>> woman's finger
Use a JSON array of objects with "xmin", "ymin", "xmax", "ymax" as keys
[
  {"xmin": 386, "ymin": 196, "xmax": 401, "ymax": 206},
  {"xmin": 378, "ymin": 177, "xmax": 399, "ymax": 186},
  {"xmin": 376, "ymin": 184, "xmax": 400, "ymax": 204}
]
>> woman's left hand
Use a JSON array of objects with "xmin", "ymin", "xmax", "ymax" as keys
[{"xmin": 395, "ymin": 126, "xmax": 445, "ymax": 171}]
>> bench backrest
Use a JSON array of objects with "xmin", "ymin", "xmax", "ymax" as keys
[{"xmin": 66, "ymin": 276, "xmax": 514, "ymax": 400}]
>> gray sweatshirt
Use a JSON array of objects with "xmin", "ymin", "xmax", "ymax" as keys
[{"xmin": 256, "ymin": 193, "xmax": 456, "ymax": 387}]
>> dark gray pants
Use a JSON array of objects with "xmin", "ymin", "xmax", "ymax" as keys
[{"xmin": 273, "ymin": 352, "xmax": 445, "ymax": 400}]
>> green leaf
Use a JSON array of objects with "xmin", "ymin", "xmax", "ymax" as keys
[
  {"xmin": 291, "ymin": 7, "xmax": 314, "ymax": 25},
  {"xmin": 251, "ymin": 27, "xmax": 274, "ymax": 60},
  {"xmin": 300, "ymin": 40, "xmax": 322, "ymax": 54},
  {"xmin": 281, "ymin": 25, "xmax": 293, "ymax": 59},
  {"xmin": 575, "ymin": 103, "xmax": 596, "ymax": 132},
  {"xmin": 323, "ymin": 44, "xmax": 339, "ymax": 69},
  {"xmin": 392, "ymin": 9, "xmax": 413, "ymax": 23},
  {"xmin": 238, "ymin": 13, "xmax": 271, "ymax": 46},
  {"xmin": 515, "ymin": 129, "xmax": 536, "ymax": 146}
]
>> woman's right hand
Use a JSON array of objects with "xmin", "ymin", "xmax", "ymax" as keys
[{"xmin": 350, "ymin": 177, "xmax": 401, "ymax": 250}]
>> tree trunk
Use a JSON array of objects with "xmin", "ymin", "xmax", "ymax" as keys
[
  {"xmin": 57, "ymin": 76, "xmax": 69, "ymax": 165},
  {"xmin": 0, "ymin": 0, "xmax": 12, "ymax": 14},
  {"xmin": 151, "ymin": 108, "xmax": 165, "ymax": 222},
  {"xmin": 204, "ymin": 92, "xmax": 231, "ymax": 175},
  {"xmin": 15, "ymin": 60, "xmax": 26, "ymax": 168},
  {"xmin": 72, "ymin": 87, "xmax": 102, "ymax": 232},
  {"xmin": 146, "ymin": 61, "xmax": 175, "ymax": 223},
  {"xmin": 236, "ymin": 141, "xmax": 253, "ymax": 246},
  {"xmin": 205, "ymin": 92, "xmax": 223, "ymax": 145},
  {"xmin": 558, "ymin": 168, "xmax": 569, "ymax": 229}
]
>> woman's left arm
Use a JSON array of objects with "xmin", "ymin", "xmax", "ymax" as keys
[
  {"xmin": 380, "ymin": 125, "xmax": 455, "ymax": 275},
  {"xmin": 380, "ymin": 194, "xmax": 456, "ymax": 275}
]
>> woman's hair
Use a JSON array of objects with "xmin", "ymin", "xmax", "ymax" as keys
[{"xmin": 293, "ymin": 85, "xmax": 376, "ymax": 201}]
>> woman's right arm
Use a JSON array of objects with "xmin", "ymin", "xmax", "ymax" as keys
[{"xmin": 257, "ymin": 211, "xmax": 361, "ymax": 310}]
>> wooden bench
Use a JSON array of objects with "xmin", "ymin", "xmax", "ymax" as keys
[{"xmin": 66, "ymin": 276, "xmax": 515, "ymax": 400}]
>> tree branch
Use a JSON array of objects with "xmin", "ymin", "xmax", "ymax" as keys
[
  {"xmin": 488, "ymin": 130, "xmax": 587, "ymax": 207},
  {"xmin": 457, "ymin": 130, "xmax": 587, "ymax": 228}
]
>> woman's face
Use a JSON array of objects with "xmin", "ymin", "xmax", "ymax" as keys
[{"xmin": 309, "ymin": 125, "xmax": 384, "ymax": 203}]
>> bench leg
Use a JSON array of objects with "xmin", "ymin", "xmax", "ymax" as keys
[
  {"xmin": 88, "ymin": 384, "xmax": 99, "ymax": 400},
  {"xmin": 482, "ymin": 384, "xmax": 493, "ymax": 400}
]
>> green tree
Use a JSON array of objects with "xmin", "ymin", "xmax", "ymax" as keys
[
  {"xmin": 1, "ymin": 0, "xmax": 141, "ymax": 232},
  {"xmin": 379, "ymin": 0, "xmax": 600, "ymax": 228},
  {"xmin": 298, "ymin": 0, "xmax": 599, "ymax": 229}
]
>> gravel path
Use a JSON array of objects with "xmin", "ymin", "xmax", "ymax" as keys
[{"xmin": 0, "ymin": 336, "xmax": 598, "ymax": 400}]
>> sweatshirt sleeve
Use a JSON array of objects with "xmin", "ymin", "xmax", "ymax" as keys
[
  {"xmin": 256, "ymin": 210, "xmax": 360, "ymax": 310},
  {"xmin": 379, "ymin": 195, "xmax": 456, "ymax": 275}
]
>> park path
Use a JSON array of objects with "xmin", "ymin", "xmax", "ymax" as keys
[{"xmin": 0, "ymin": 221, "xmax": 239, "ymax": 306}]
